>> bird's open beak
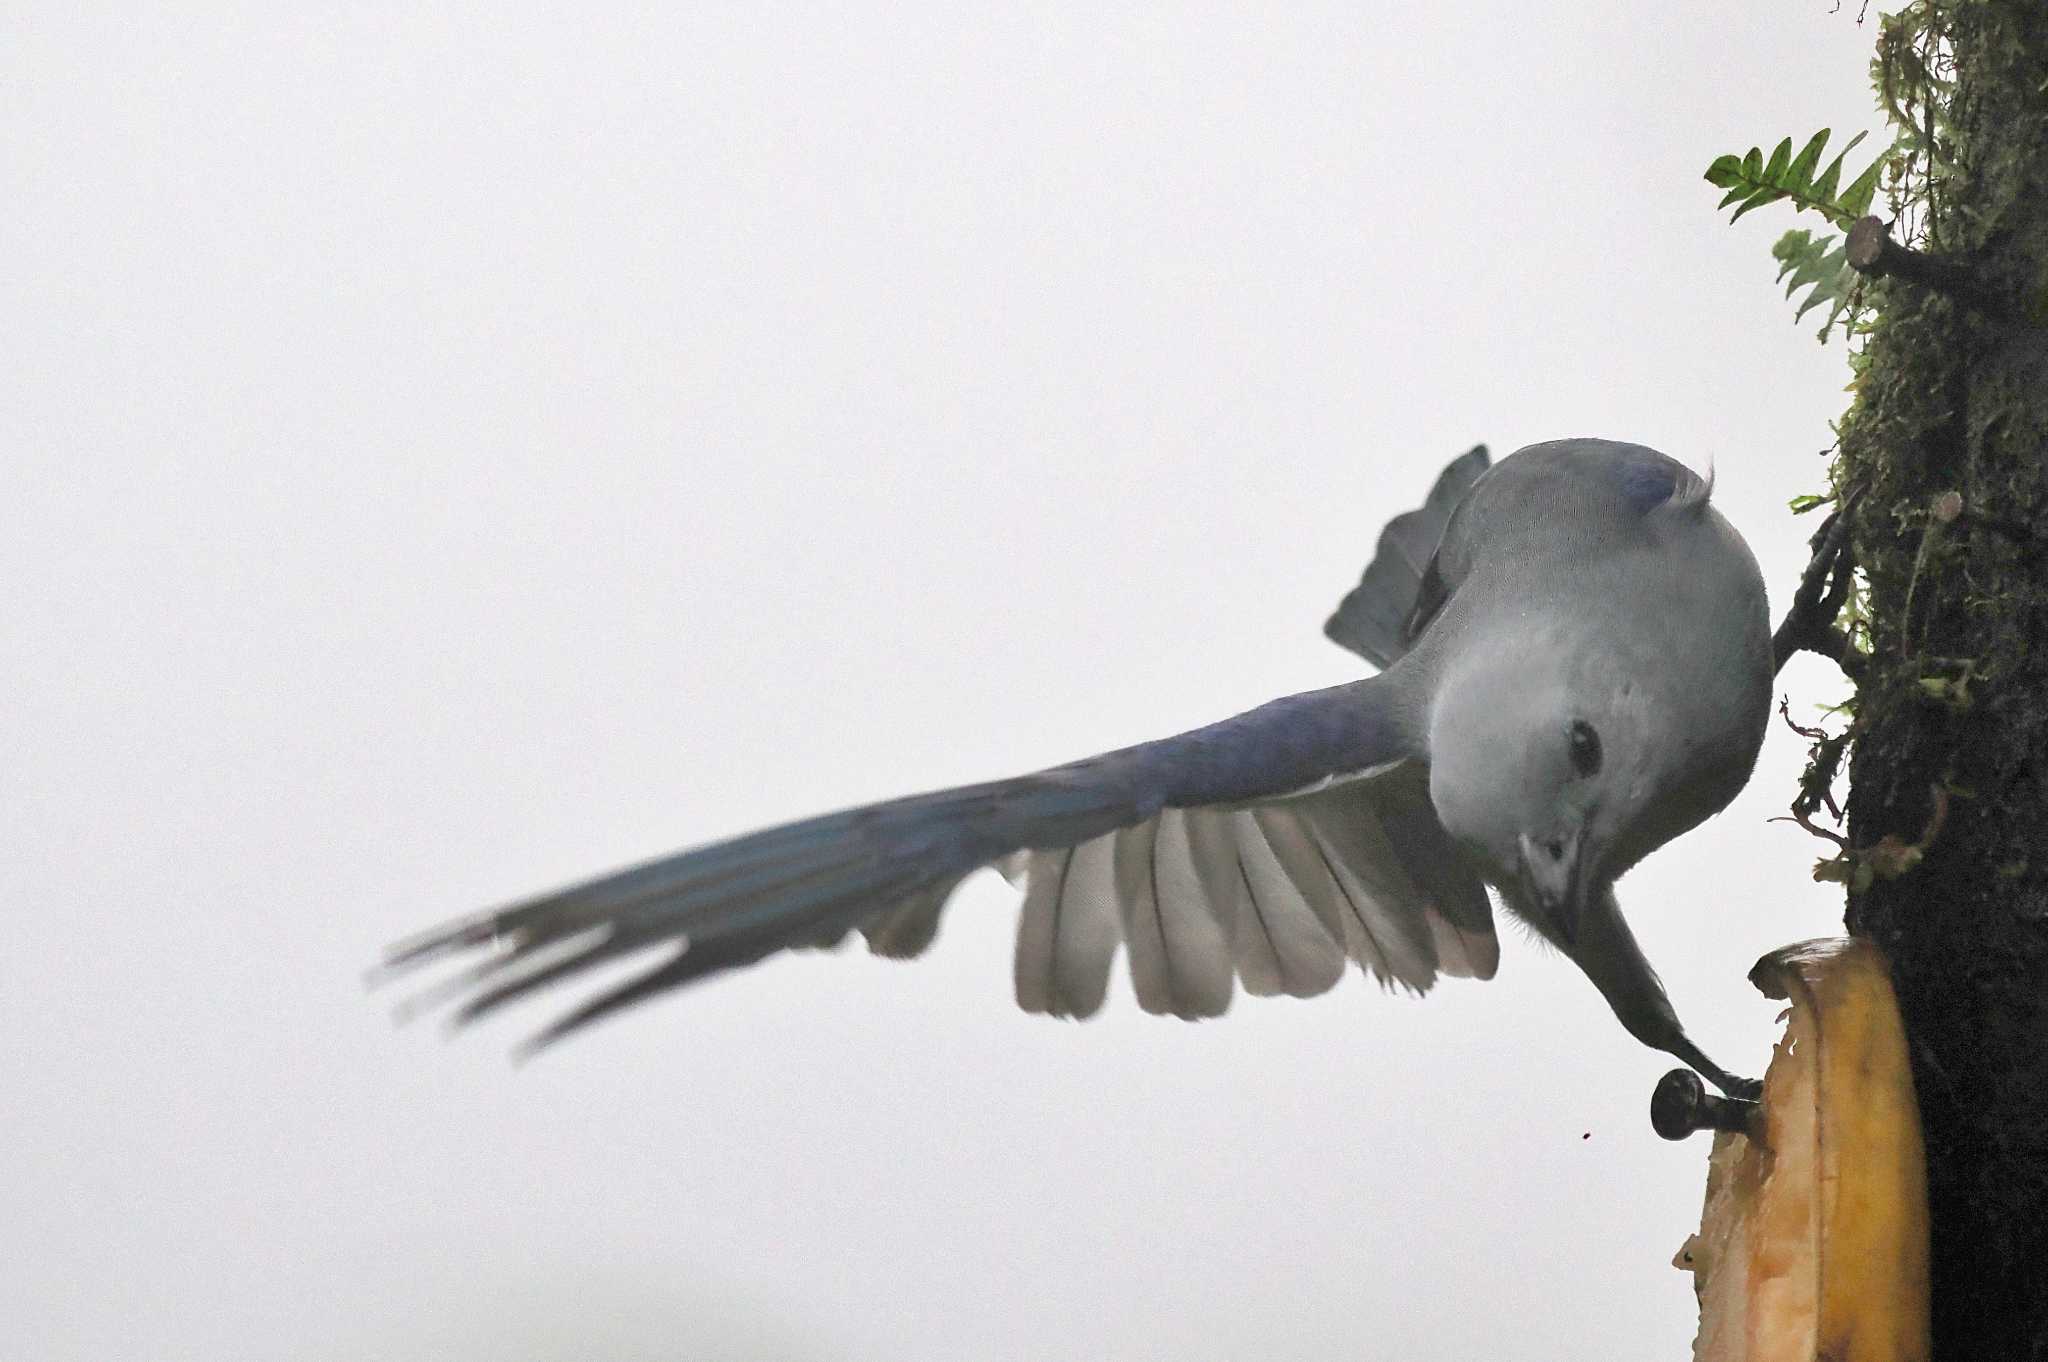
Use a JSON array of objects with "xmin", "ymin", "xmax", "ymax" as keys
[{"xmin": 1518, "ymin": 831, "xmax": 1588, "ymax": 944}]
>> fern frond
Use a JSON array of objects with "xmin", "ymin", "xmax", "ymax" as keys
[
  {"xmin": 1703, "ymin": 128, "xmax": 1892, "ymax": 229},
  {"xmin": 1772, "ymin": 228, "xmax": 1864, "ymax": 341}
]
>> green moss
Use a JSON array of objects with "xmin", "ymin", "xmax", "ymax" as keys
[{"xmin": 1822, "ymin": 2, "xmax": 2048, "ymax": 1353}]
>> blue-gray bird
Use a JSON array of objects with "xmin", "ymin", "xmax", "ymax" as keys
[{"xmin": 382, "ymin": 438, "xmax": 1774, "ymax": 1094}]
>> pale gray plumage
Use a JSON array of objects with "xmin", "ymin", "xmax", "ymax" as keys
[{"xmin": 379, "ymin": 437, "xmax": 1772, "ymax": 1093}]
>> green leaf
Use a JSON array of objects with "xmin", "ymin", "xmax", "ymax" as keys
[
  {"xmin": 1837, "ymin": 151, "xmax": 1888, "ymax": 221},
  {"xmin": 1798, "ymin": 259, "xmax": 1854, "ymax": 328},
  {"xmin": 1786, "ymin": 129, "xmax": 1830, "ymax": 186},
  {"xmin": 1762, "ymin": 137, "xmax": 1792, "ymax": 184},
  {"xmin": 1770, "ymin": 227, "xmax": 1860, "ymax": 337},
  {"xmin": 1703, "ymin": 153, "xmax": 1748, "ymax": 189},
  {"xmin": 1702, "ymin": 127, "xmax": 1891, "ymax": 229},
  {"xmin": 1731, "ymin": 185, "xmax": 1787, "ymax": 222},
  {"xmin": 1811, "ymin": 129, "xmax": 1867, "ymax": 205},
  {"xmin": 1775, "ymin": 228, "xmax": 1832, "ymax": 294},
  {"xmin": 1788, "ymin": 493, "xmax": 1830, "ymax": 514}
]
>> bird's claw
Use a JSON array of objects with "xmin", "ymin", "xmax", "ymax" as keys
[{"xmin": 1717, "ymin": 1074, "xmax": 1763, "ymax": 1103}]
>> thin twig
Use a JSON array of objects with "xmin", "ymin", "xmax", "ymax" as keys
[{"xmin": 1773, "ymin": 493, "xmax": 1864, "ymax": 678}]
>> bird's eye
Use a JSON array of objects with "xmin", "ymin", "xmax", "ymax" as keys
[{"xmin": 1568, "ymin": 719, "xmax": 1602, "ymax": 777}]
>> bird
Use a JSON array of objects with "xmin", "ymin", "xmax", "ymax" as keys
[{"xmin": 379, "ymin": 438, "xmax": 1775, "ymax": 1095}]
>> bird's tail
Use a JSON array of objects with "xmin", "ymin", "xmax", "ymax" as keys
[{"xmin": 1324, "ymin": 445, "xmax": 1489, "ymax": 669}]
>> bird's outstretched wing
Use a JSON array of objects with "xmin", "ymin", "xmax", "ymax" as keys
[{"xmin": 378, "ymin": 676, "xmax": 1493, "ymax": 1051}]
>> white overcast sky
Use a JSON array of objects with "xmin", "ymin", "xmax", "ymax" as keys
[{"xmin": 8, "ymin": 6, "xmax": 1881, "ymax": 1360}]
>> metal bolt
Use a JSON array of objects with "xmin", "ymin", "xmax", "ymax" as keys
[{"xmin": 1650, "ymin": 1068, "xmax": 1760, "ymax": 1141}]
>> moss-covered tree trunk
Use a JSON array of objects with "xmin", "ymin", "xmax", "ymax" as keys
[{"xmin": 1835, "ymin": 4, "xmax": 2048, "ymax": 1356}]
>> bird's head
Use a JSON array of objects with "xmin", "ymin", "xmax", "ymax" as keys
[{"xmin": 1426, "ymin": 652, "xmax": 1664, "ymax": 945}]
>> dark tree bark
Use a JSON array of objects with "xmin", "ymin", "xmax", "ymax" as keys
[{"xmin": 1831, "ymin": 3, "xmax": 2048, "ymax": 1356}]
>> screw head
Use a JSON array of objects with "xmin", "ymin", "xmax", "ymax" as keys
[
  {"xmin": 1650, "ymin": 1069, "xmax": 1759, "ymax": 1141},
  {"xmin": 1652, "ymin": 1069, "xmax": 1710, "ymax": 1140}
]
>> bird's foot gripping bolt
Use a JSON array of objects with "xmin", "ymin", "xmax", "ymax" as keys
[{"xmin": 1651, "ymin": 1069, "xmax": 1760, "ymax": 1141}]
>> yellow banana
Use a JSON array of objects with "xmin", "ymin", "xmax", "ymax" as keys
[{"xmin": 1676, "ymin": 936, "xmax": 1929, "ymax": 1362}]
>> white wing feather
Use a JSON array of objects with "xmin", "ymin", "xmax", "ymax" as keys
[
  {"xmin": 1117, "ymin": 811, "xmax": 1235, "ymax": 1019},
  {"xmin": 878, "ymin": 771, "xmax": 1494, "ymax": 1013}
]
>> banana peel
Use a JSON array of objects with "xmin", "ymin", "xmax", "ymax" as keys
[{"xmin": 1675, "ymin": 937, "xmax": 1929, "ymax": 1362}]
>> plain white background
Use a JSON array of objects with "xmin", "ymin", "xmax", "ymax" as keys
[{"xmin": 8, "ymin": 6, "xmax": 1879, "ymax": 1359}]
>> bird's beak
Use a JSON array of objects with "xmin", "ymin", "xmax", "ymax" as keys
[{"xmin": 1518, "ymin": 831, "xmax": 1588, "ymax": 944}]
